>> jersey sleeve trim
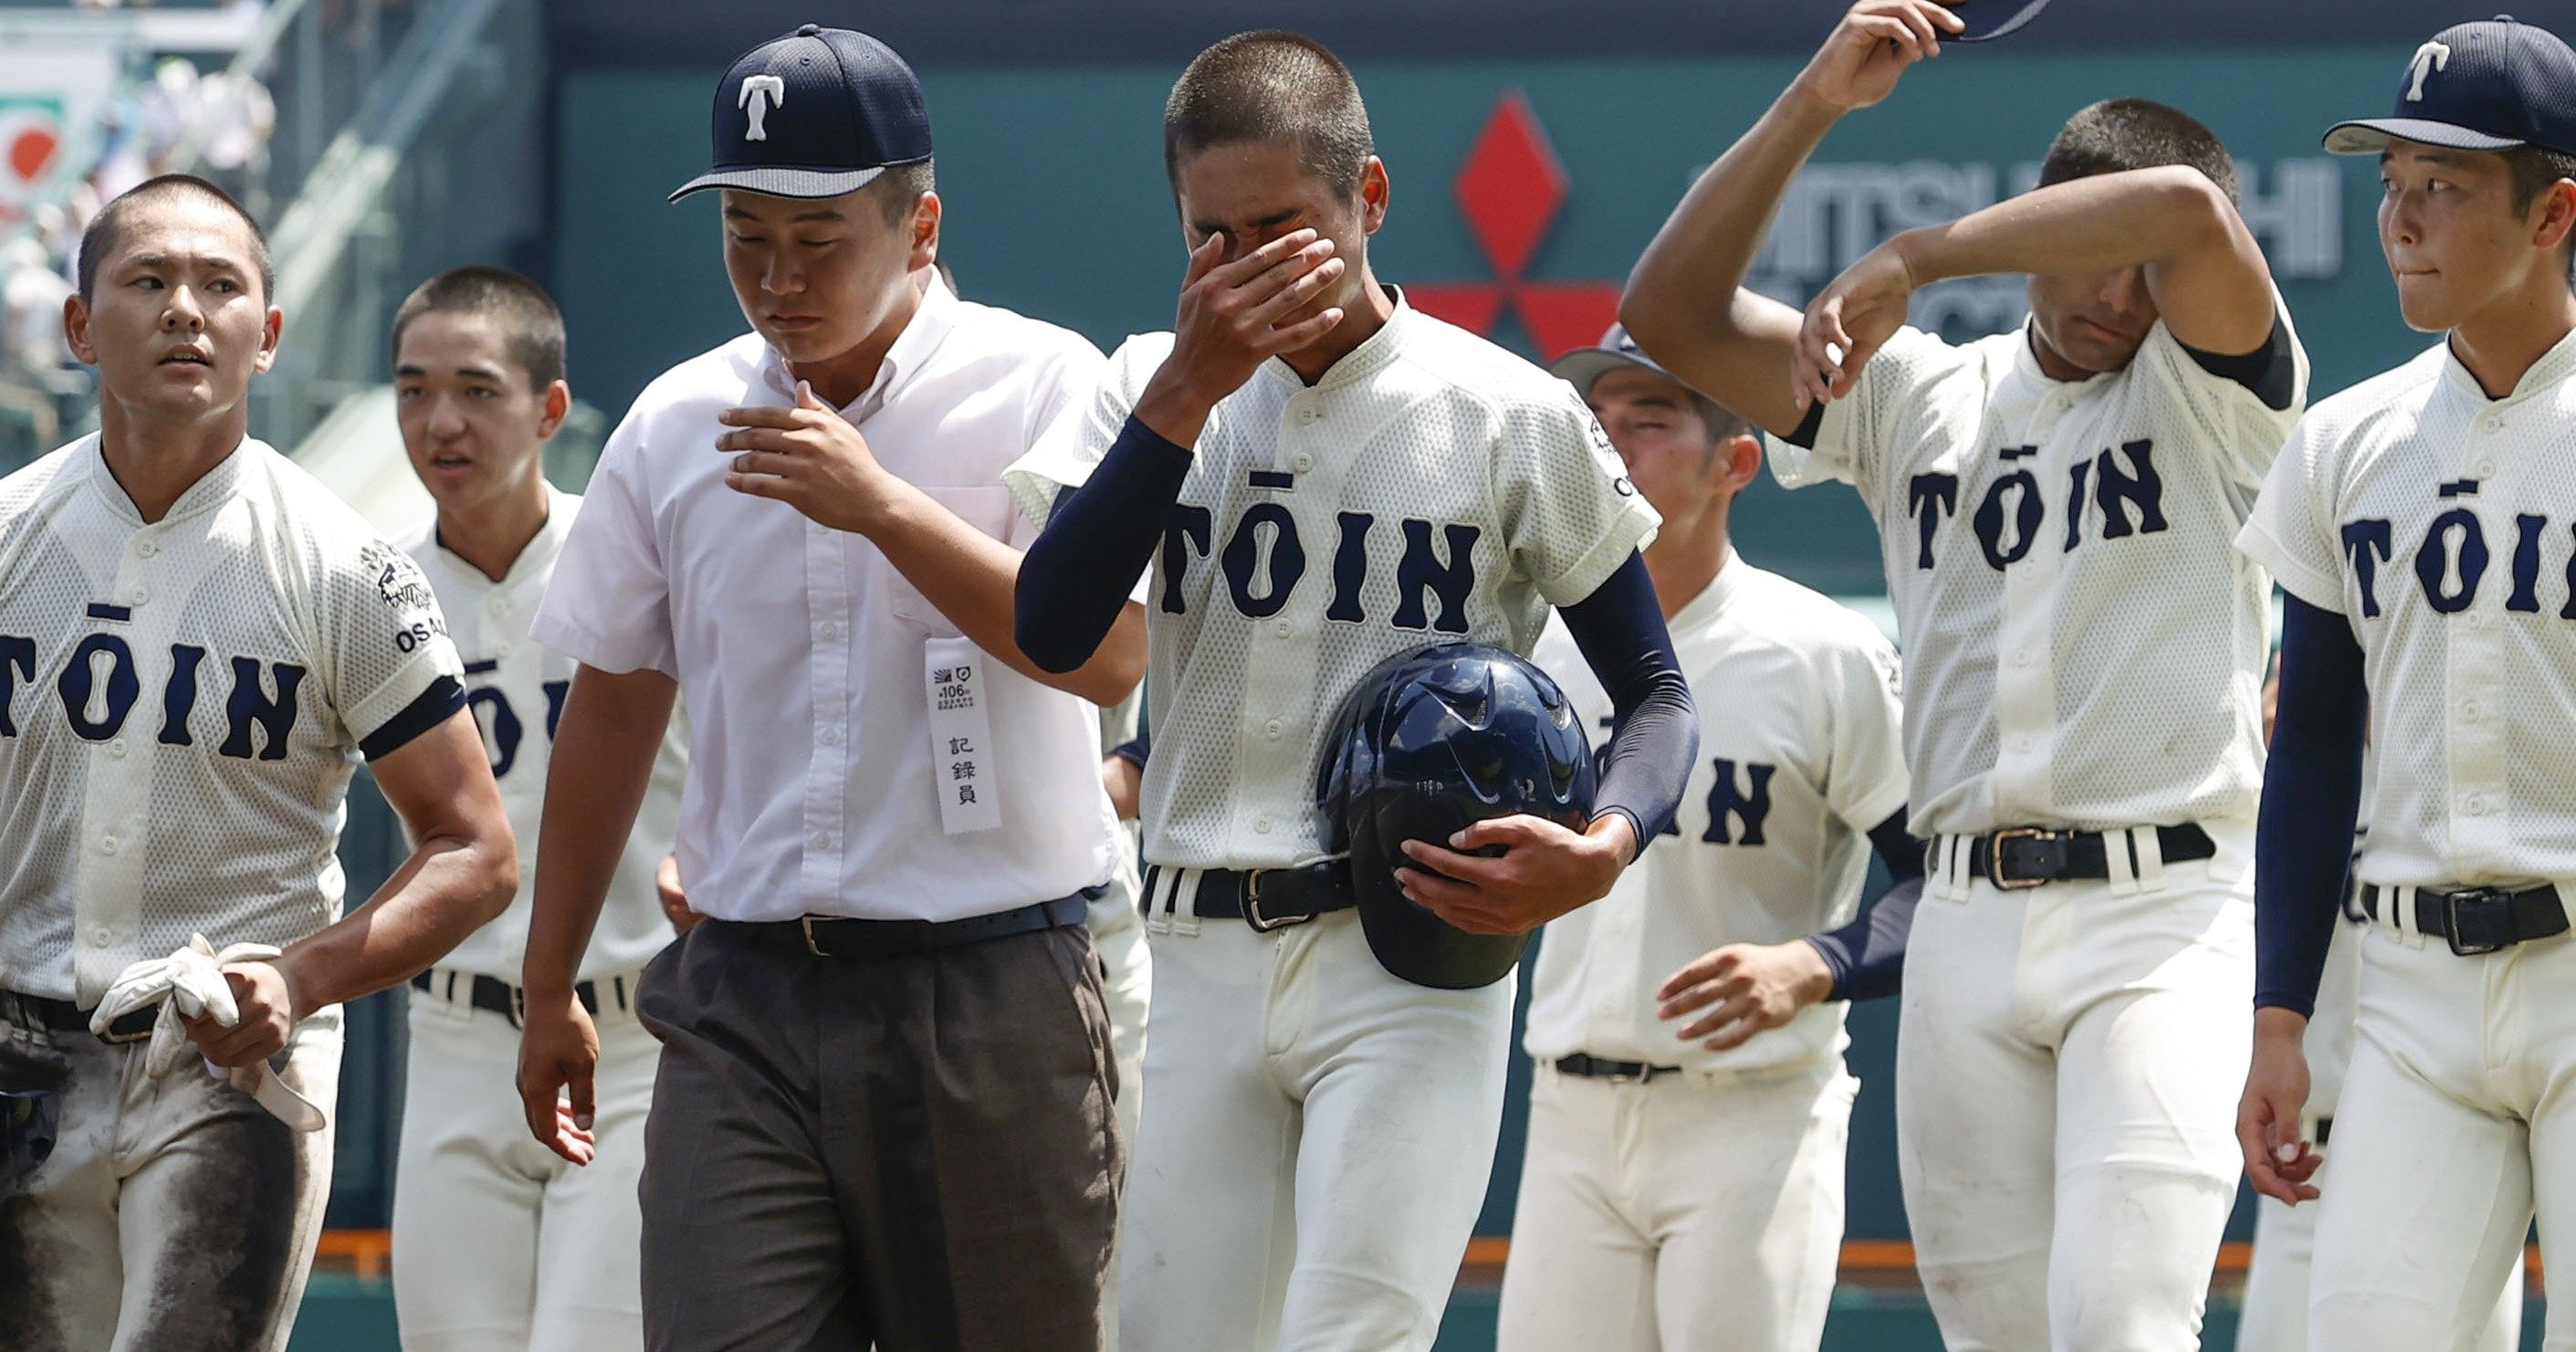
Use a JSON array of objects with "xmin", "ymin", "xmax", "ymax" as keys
[
  {"xmin": 359, "ymin": 676, "xmax": 466, "ymax": 761},
  {"xmin": 2179, "ymin": 315, "xmax": 2298, "ymax": 413},
  {"xmin": 1534, "ymin": 500, "xmax": 1660, "ymax": 608},
  {"xmin": 2235, "ymin": 516, "xmax": 2345, "ymax": 615}
]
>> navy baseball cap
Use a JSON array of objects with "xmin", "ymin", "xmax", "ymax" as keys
[
  {"xmin": 1551, "ymin": 324, "xmax": 1679, "ymax": 398},
  {"xmin": 669, "ymin": 24, "xmax": 933, "ymax": 203},
  {"xmin": 2324, "ymin": 16, "xmax": 2576, "ymax": 157}
]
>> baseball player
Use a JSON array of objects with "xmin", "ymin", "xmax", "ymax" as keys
[
  {"xmin": 1620, "ymin": 2, "xmax": 2309, "ymax": 1344},
  {"xmin": 2236, "ymin": 16, "xmax": 2576, "ymax": 1347},
  {"xmin": 1498, "ymin": 327, "xmax": 1918, "ymax": 1352},
  {"xmin": 516, "ymin": 26, "xmax": 1145, "ymax": 1350},
  {"xmin": 382, "ymin": 266, "xmax": 690, "ymax": 1352},
  {"xmin": 0, "ymin": 174, "xmax": 515, "ymax": 1350},
  {"xmin": 1007, "ymin": 30, "xmax": 1696, "ymax": 1352}
]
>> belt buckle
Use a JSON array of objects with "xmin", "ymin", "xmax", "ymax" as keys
[
  {"xmin": 2441, "ymin": 887, "xmax": 2514, "ymax": 957},
  {"xmin": 800, "ymin": 915, "xmax": 829, "ymax": 958},
  {"xmin": 1240, "ymin": 870, "xmax": 1303, "ymax": 933},
  {"xmin": 98, "ymin": 1005, "xmax": 157, "ymax": 1044},
  {"xmin": 1986, "ymin": 827, "xmax": 2063, "ymax": 890}
]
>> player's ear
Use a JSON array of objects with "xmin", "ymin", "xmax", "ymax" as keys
[
  {"xmin": 62, "ymin": 293, "xmax": 96, "ymax": 366},
  {"xmin": 1357, "ymin": 157, "xmax": 1389, "ymax": 236},
  {"xmin": 908, "ymin": 191, "xmax": 942, "ymax": 272},
  {"xmin": 2529, "ymin": 174, "xmax": 2576, "ymax": 257},
  {"xmin": 1720, "ymin": 431, "xmax": 1764, "ymax": 493},
  {"xmin": 537, "ymin": 380, "xmax": 572, "ymax": 441},
  {"xmin": 253, "ymin": 304, "xmax": 283, "ymax": 374}
]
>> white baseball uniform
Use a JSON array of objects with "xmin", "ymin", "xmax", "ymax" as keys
[
  {"xmin": 388, "ymin": 486, "xmax": 688, "ymax": 1352},
  {"xmin": 0, "ymin": 434, "xmax": 465, "ymax": 1351},
  {"xmin": 1006, "ymin": 290, "xmax": 1659, "ymax": 1352},
  {"xmin": 1499, "ymin": 555, "xmax": 1907, "ymax": 1352},
  {"xmin": 2238, "ymin": 330, "xmax": 2576, "ymax": 1351},
  {"xmin": 1770, "ymin": 311, "xmax": 2307, "ymax": 1348},
  {"xmin": 1091, "ymin": 692, "xmax": 1153, "ymax": 1352}
]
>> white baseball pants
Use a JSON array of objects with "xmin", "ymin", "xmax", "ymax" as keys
[
  {"xmin": 0, "ymin": 1004, "xmax": 342, "ymax": 1352},
  {"xmin": 391, "ymin": 975, "xmax": 660, "ymax": 1352},
  {"xmin": 1493, "ymin": 1058, "xmax": 1854, "ymax": 1352},
  {"xmin": 2234, "ymin": 917, "xmax": 2523, "ymax": 1352},
  {"xmin": 2306, "ymin": 916, "xmax": 2575, "ymax": 1351},
  {"xmin": 1118, "ymin": 875, "xmax": 1513, "ymax": 1352},
  {"xmin": 1088, "ymin": 859, "xmax": 1153, "ymax": 1352},
  {"xmin": 1899, "ymin": 826, "xmax": 2255, "ymax": 1351}
]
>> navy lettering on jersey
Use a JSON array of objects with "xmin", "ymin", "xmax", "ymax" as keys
[
  {"xmin": 467, "ymin": 686, "xmax": 525, "ymax": 778},
  {"xmin": 1326, "ymin": 512, "xmax": 1373, "ymax": 624},
  {"xmin": 1392, "ymin": 521, "xmax": 1479, "ymax": 634},
  {"xmin": 2341, "ymin": 519, "xmax": 2393, "ymax": 618},
  {"xmin": 222, "ymin": 658, "xmax": 307, "ymax": 760},
  {"xmin": 160, "ymin": 644, "xmax": 204, "ymax": 746},
  {"xmin": 1702, "ymin": 758, "xmax": 1775, "ymax": 846},
  {"xmin": 1908, "ymin": 474, "xmax": 1958, "ymax": 571},
  {"xmin": 1972, "ymin": 468, "xmax": 2045, "ymax": 571},
  {"xmin": 2414, "ymin": 508, "xmax": 2488, "ymax": 615},
  {"xmin": 2063, "ymin": 459, "xmax": 2092, "ymax": 552},
  {"xmin": 2092, "ymin": 439, "xmax": 2170, "ymax": 540},
  {"xmin": 2510, "ymin": 514, "xmax": 2548, "ymax": 613},
  {"xmin": 543, "ymin": 679, "xmax": 571, "ymax": 740},
  {"xmin": 0, "ymin": 635, "xmax": 33, "ymax": 737},
  {"xmin": 1159, "ymin": 504, "xmax": 1213, "ymax": 615},
  {"xmin": 1221, "ymin": 502, "xmax": 1306, "ymax": 619},
  {"xmin": 57, "ymin": 634, "xmax": 140, "ymax": 741}
]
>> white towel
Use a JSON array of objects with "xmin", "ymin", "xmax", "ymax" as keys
[{"xmin": 89, "ymin": 935, "xmax": 327, "ymax": 1132}]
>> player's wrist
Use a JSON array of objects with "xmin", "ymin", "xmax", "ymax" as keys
[
  {"xmin": 1132, "ymin": 374, "xmax": 1217, "ymax": 452},
  {"xmin": 2252, "ymin": 1005, "xmax": 2310, "ymax": 1042}
]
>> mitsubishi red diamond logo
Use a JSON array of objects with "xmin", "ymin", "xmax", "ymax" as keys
[{"xmin": 1408, "ymin": 92, "xmax": 1624, "ymax": 362}]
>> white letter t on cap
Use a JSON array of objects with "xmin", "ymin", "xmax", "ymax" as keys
[
  {"xmin": 2407, "ymin": 41, "xmax": 2451, "ymax": 101},
  {"xmin": 741, "ymin": 75, "xmax": 787, "ymax": 141}
]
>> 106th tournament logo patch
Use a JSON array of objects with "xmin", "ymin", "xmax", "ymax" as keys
[{"xmin": 371, "ymin": 545, "xmax": 437, "ymax": 616}]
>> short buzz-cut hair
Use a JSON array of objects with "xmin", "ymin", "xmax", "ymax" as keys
[
  {"xmin": 2037, "ymin": 98, "xmax": 2241, "ymax": 204},
  {"xmin": 872, "ymin": 157, "xmax": 936, "ymax": 227},
  {"xmin": 1164, "ymin": 30, "xmax": 1374, "ymax": 201},
  {"xmin": 78, "ymin": 173, "xmax": 274, "ymax": 303},
  {"xmin": 389, "ymin": 265, "xmax": 568, "ymax": 391}
]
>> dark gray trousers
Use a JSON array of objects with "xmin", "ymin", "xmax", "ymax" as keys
[{"xmin": 635, "ymin": 917, "xmax": 1120, "ymax": 1352}]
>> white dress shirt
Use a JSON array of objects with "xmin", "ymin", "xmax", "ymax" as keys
[
  {"xmin": 1524, "ymin": 555, "xmax": 1910, "ymax": 1075},
  {"xmin": 531, "ymin": 278, "xmax": 1126, "ymax": 922}
]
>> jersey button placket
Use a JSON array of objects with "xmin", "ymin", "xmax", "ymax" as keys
[{"xmin": 1989, "ymin": 437, "xmax": 2060, "ymax": 819}]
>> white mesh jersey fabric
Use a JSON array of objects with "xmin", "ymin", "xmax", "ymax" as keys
[
  {"xmin": 1769, "ymin": 313, "xmax": 2308, "ymax": 837},
  {"xmin": 2240, "ymin": 331, "xmax": 2576, "ymax": 888},
  {"xmin": 0, "ymin": 435, "xmax": 461, "ymax": 1001},
  {"xmin": 1007, "ymin": 296, "xmax": 1660, "ymax": 871},
  {"xmin": 1523, "ymin": 558, "xmax": 1910, "ymax": 1074},
  {"xmin": 399, "ymin": 487, "xmax": 686, "ymax": 983}
]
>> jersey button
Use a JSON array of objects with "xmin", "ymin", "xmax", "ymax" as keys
[
  {"xmin": 126, "ymin": 586, "xmax": 150, "ymax": 606},
  {"xmin": 132, "ymin": 540, "xmax": 155, "ymax": 558},
  {"xmin": 2465, "ymin": 793, "xmax": 2490, "ymax": 815},
  {"xmin": 2010, "ymin": 736, "xmax": 2033, "ymax": 753},
  {"xmin": 2474, "ymin": 459, "xmax": 2497, "ymax": 477},
  {"xmin": 89, "ymin": 927, "xmax": 112, "ymax": 947},
  {"xmin": 108, "ymin": 739, "xmax": 126, "ymax": 759},
  {"xmin": 1264, "ymin": 719, "xmax": 1283, "ymax": 739},
  {"xmin": 2011, "ymin": 649, "xmax": 2031, "ymax": 667},
  {"xmin": 1295, "ymin": 408, "xmax": 1320, "ymax": 425},
  {"xmin": 1273, "ymin": 620, "xmax": 1293, "ymax": 637},
  {"xmin": 2463, "ymin": 700, "xmax": 2484, "ymax": 722},
  {"xmin": 817, "ymin": 622, "xmax": 843, "ymax": 643},
  {"xmin": 810, "ymin": 831, "xmax": 834, "ymax": 850},
  {"xmin": 1292, "ymin": 454, "xmax": 1314, "ymax": 473},
  {"xmin": 817, "ymin": 726, "xmax": 843, "ymax": 747},
  {"xmin": 99, "ymin": 835, "xmax": 118, "ymax": 855},
  {"xmin": 1253, "ymin": 815, "xmax": 1272, "ymax": 833}
]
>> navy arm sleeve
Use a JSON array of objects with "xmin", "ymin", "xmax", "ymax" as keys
[
  {"xmin": 1556, "ymin": 553, "xmax": 1698, "ymax": 852},
  {"xmin": 1110, "ymin": 727, "xmax": 1149, "ymax": 770},
  {"xmin": 1803, "ymin": 810, "xmax": 1924, "ymax": 1002},
  {"xmin": 1012, "ymin": 416, "xmax": 1194, "ymax": 673},
  {"xmin": 2255, "ymin": 594, "xmax": 2371, "ymax": 1016}
]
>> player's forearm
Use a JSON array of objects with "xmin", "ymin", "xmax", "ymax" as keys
[
  {"xmin": 1558, "ymin": 553, "xmax": 1699, "ymax": 858},
  {"xmin": 2253, "ymin": 595, "xmax": 2370, "ymax": 1016},
  {"xmin": 523, "ymin": 666, "xmax": 675, "ymax": 998},
  {"xmin": 277, "ymin": 827, "xmax": 518, "ymax": 1012},
  {"xmin": 1016, "ymin": 415, "xmax": 1192, "ymax": 673},
  {"xmin": 1622, "ymin": 84, "xmax": 1840, "ymax": 353},
  {"xmin": 864, "ymin": 477, "xmax": 1147, "ymax": 705},
  {"xmin": 1887, "ymin": 166, "xmax": 2244, "ymax": 287}
]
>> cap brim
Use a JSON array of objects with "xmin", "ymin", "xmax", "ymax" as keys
[
  {"xmin": 668, "ymin": 163, "xmax": 889, "ymax": 203},
  {"xmin": 1550, "ymin": 347, "xmax": 1657, "ymax": 394},
  {"xmin": 2323, "ymin": 118, "xmax": 2525, "ymax": 156}
]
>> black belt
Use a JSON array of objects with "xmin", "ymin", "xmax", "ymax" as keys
[
  {"xmin": 1961, "ymin": 823, "xmax": 2216, "ymax": 889},
  {"xmin": 1143, "ymin": 864, "xmax": 1357, "ymax": 932},
  {"xmin": 1554, "ymin": 1053, "xmax": 1683, "ymax": 1083},
  {"xmin": 2361, "ymin": 882, "xmax": 2570, "ymax": 957},
  {"xmin": 736, "ymin": 892, "xmax": 1090, "ymax": 959},
  {"xmin": 410, "ymin": 969, "xmax": 620, "ymax": 1028},
  {"xmin": 1, "ymin": 990, "xmax": 157, "ymax": 1043}
]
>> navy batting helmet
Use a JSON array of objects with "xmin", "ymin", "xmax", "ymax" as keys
[{"xmin": 1316, "ymin": 642, "xmax": 1597, "ymax": 990}]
